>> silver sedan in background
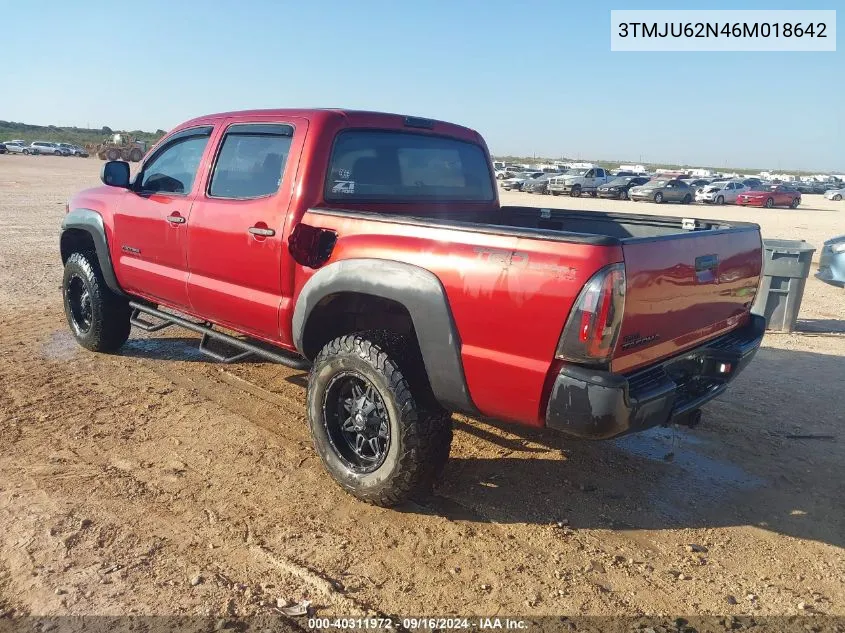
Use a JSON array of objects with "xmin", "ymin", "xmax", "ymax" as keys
[
  {"xmin": 629, "ymin": 178, "xmax": 694, "ymax": 204},
  {"xmin": 816, "ymin": 235, "xmax": 845, "ymax": 288}
]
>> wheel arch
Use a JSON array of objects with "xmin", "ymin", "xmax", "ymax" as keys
[
  {"xmin": 293, "ymin": 259, "xmax": 476, "ymax": 414},
  {"xmin": 60, "ymin": 208, "xmax": 124, "ymax": 295}
]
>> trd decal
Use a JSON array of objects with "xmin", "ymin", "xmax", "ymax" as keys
[{"xmin": 473, "ymin": 247, "xmax": 577, "ymax": 280}]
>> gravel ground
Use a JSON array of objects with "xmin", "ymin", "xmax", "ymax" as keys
[{"xmin": 0, "ymin": 155, "xmax": 843, "ymax": 626}]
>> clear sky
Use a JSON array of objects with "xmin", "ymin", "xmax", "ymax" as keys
[{"xmin": 1, "ymin": 0, "xmax": 841, "ymax": 171}]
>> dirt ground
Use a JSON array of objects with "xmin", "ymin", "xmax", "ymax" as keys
[{"xmin": 0, "ymin": 155, "xmax": 843, "ymax": 624}]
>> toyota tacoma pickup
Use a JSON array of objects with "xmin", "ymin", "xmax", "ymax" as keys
[{"xmin": 60, "ymin": 109, "xmax": 765, "ymax": 506}]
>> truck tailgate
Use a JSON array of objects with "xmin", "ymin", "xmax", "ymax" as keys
[{"xmin": 613, "ymin": 228, "xmax": 762, "ymax": 374}]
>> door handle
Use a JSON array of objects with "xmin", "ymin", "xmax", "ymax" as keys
[
  {"xmin": 249, "ymin": 226, "xmax": 275, "ymax": 237},
  {"xmin": 166, "ymin": 214, "xmax": 186, "ymax": 224}
]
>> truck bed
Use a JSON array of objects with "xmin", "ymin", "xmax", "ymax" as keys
[{"xmin": 311, "ymin": 204, "xmax": 763, "ymax": 375}]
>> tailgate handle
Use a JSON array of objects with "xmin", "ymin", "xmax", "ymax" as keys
[{"xmin": 695, "ymin": 254, "xmax": 719, "ymax": 283}]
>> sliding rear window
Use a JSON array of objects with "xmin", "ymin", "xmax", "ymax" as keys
[{"xmin": 325, "ymin": 130, "xmax": 494, "ymax": 202}]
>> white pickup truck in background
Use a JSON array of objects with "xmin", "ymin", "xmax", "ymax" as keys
[{"xmin": 548, "ymin": 166, "xmax": 612, "ymax": 197}]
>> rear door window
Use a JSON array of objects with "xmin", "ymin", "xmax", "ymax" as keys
[
  {"xmin": 209, "ymin": 124, "xmax": 294, "ymax": 199},
  {"xmin": 325, "ymin": 130, "xmax": 494, "ymax": 202}
]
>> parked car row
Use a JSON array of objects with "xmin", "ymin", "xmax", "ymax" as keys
[
  {"xmin": 502, "ymin": 169, "xmax": 811, "ymax": 209},
  {"xmin": 1, "ymin": 140, "xmax": 89, "ymax": 157}
]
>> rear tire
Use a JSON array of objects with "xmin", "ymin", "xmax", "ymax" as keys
[
  {"xmin": 129, "ymin": 148, "xmax": 143, "ymax": 162},
  {"xmin": 765, "ymin": 197, "xmax": 774, "ymax": 209},
  {"xmin": 62, "ymin": 252, "xmax": 131, "ymax": 353},
  {"xmin": 106, "ymin": 148, "xmax": 120, "ymax": 161},
  {"xmin": 307, "ymin": 332, "xmax": 452, "ymax": 507}
]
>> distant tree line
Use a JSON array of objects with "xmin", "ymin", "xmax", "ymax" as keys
[{"xmin": 0, "ymin": 120, "xmax": 166, "ymax": 147}]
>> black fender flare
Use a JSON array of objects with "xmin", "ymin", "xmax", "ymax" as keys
[
  {"xmin": 292, "ymin": 258, "xmax": 476, "ymax": 414},
  {"xmin": 60, "ymin": 208, "xmax": 124, "ymax": 295}
]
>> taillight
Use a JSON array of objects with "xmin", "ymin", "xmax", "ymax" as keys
[{"xmin": 556, "ymin": 263, "xmax": 626, "ymax": 365}]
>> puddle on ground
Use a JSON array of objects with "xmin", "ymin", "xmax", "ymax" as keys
[
  {"xmin": 42, "ymin": 330, "xmax": 79, "ymax": 361},
  {"xmin": 122, "ymin": 337, "xmax": 206, "ymax": 362},
  {"xmin": 41, "ymin": 330, "xmax": 207, "ymax": 363},
  {"xmin": 614, "ymin": 426, "xmax": 763, "ymax": 489},
  {"xmin": 612, "ymin": 426, "xmax": 765, "ymax": 521}
]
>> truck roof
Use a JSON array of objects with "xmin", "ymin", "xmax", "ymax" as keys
[{"xmin": 174, "ymin": 109, "xmax": 483, "ymax": 143}]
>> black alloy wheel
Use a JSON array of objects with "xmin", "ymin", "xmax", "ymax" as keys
[
  {"xmin": 66, "ymin": 273, "xmax": 93, "ymax": 335},
  {"xmin": 323, "ymin": 372, "xmax": 390, "ymax": 473}
]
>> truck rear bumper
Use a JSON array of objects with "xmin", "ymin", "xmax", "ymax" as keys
[{"xmin": 545, "ymin": 314, "xmax": 766, "ymax": 439}]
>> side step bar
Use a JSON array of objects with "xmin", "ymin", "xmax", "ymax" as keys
[{"xmin": 128, "ymin": 301, "xmax": 310, "ymax": 370}]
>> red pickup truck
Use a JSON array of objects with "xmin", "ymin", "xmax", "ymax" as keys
[{"xmin": 60, "ymin": 109, "xmax": 765, "ymax": 506}]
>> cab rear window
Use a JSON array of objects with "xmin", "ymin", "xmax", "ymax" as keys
[{"xmin": 325, "ymin": 130, "xmax": 494, "ymax": 202}]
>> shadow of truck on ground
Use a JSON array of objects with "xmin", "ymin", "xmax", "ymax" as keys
[{"xmin": 418, "ymin": 345, "xmax": 844, "ymax": 551}]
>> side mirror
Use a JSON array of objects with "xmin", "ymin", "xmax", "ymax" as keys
[{"xmin": 101, "ymin": 160, "xmax": 130, "ymax": 188}]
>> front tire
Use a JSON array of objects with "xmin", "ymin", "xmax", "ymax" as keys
[
  {"xmin": 716, "ymin": 195, "xmax": 724, "ymax": 205},
  {"xmin": 654, "ymin": 192, "xmax": 664, "ymax": 203},
  {"xmin": 62, "ymin": 252, "xmax": 131, "ymax": 352},
  {"xmin": 834, "ymin": 194, "xmax": 843, "ymax": 201},
  {"xmin": 682, "ymin": 194, "xmax": 692, "ymax": 204},
  {"xmin": 765, "ymin": 197, "xmax": 774, "ymax": 209},
  {"xmin": 570, "ymin": 185, "xmax": 582, "ymax": 198},
  {"xmin": 791, "ymin": 197, "xmax": 800, "ymax": 208},
  {"xmin": 307, "ymin": 332, "xmax": 452, "ymax": 507}
]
